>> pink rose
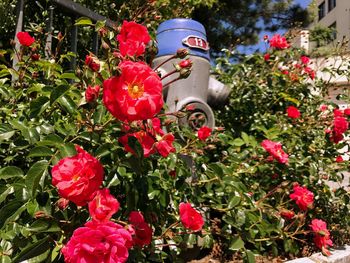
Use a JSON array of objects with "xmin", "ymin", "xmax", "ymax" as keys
[
  {"xmin": 310, "ymin": 219, "xmax": 333, "ymax": 256},
  {"xmin": 62, "ymin": 220, "xmax": 132, "ymax": 263},
  {"xmin": 179, "ymin": 202, "xmax": 204, "ymax": 232},
  {"xmin": 261, "ymin": 140, "xmax": 289, "ymax": 164},
  {"xmin": 117, "ymin": 21, "xmax": 151, "ymax": 57},
  {"xmin": 289, "ymin": 185, "xmax": 314, "ymax": 211},
  {"xmin": 88, "ymin": 188, "xmax": 120, "ymax": 222},
  {"xmin": 269, "ymin": 34, "xmax": 289, "ymax": 49},
  {"xmin": 85, "ymin": 55, "xmax": 100, "ymax": 72},
  {"xmin": 51, "ymin": 146, "xmax": 104, "ymax": 206}
]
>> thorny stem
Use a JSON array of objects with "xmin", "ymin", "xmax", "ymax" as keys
[
  {"xmin": 159, "ymin": 221, "xmax": 180, "ymax": 238},
  {"xmin": 161, "ymin": 69, "xmax": 177, "ymax": 80},
  {"xmin": 153, "ymin": 55, "xmax": 176, "ymax": 71}
]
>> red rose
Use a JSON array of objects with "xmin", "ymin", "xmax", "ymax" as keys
[
  {"xmin": 103, "ymin": 61, "xmax": 163, "ymax": 122},
  {"xmin": 155, "ymin": 133, "xmax": 176, "ymax": 157},
  {"xmin": 85, "ymin": 85, "xmax": 100, "ymax": 103},
  {"xmin": 336, "ymin": 156, "xmax": 343, "ymax": 163},
  {"xmin": 117, "ymin": 21, "xmax": 151, "ymax": 57},
  {"xmin": 198, "ymin": 126, "xmax": 212, "ymax": 141},
  {"xmin": 303, "ymin": 66, "xmax": 315, "ymax": 80},
  {"xmin": 88, "ymin": 188, "xmax": 120, "ymax": 222},
  {"xmin": 51, "ymin": 146, "xmax": 104, "ymax": 206},
  {"xmin": 344, "ymin": 108, "xmax": 350, "ymax": 116},
  {"xmin": 16, "ymin": 31, "xmax": 35, "ymax": 47},
  {"xmin": 119, "ymin": 131, "xmax": 156, "ymax": 157},
  {"xmin": 287, "ymin": 106, "xmax": 301, "ymax": 119},
  {"xmin": 62, "ymin": 220, "xmax": 132, "ymax": 263},
  {"xmin": 310, "ymin": 219, "xmax": 333, "ymax": 256},
  {"xmin": 263, "ymin": 53, "xmax": 270, "ymax": 61},
  {"xmin": 333, "ymin": 109, "xmax": 343, "ymax": 117},
  {"xmin": 280, "ymin": 209, "xmax": 295, "ymax": 220},
  {"xmin": 289, "ymin": 185, "xmax": 314, "ymax": 211},
  {"xmin": 179, "ymin": 202, "xmax": 204, "ymax": 232},
  {"xmin": 261, "ymin": 140, "xmax": 289, "ymax": 164},
  {"xmin": 85, "ymin": 55, "xmax": 100, "ymax": 72},
  {"xmin": 269, "ymin": 34, "xmax": 289, "ymax": 49},
  {"xmin": 300, "ymin": 56, "xmax": 310, "ymax": 65},
  {"xmin": 333, "ymin": 116, "xmax": 348, "ymax": 134},
  {"xmin": 128, "ymin": 211, "xmax": 153, "ymax": 247}
]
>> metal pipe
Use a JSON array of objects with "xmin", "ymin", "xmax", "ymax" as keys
[
  {"xmin": 45, "ymin": 5, "xmax": 55, "ymax": 58},
  {"xmin": 12, "ymin": 0, "xmax": 25, "ymax": 81}
]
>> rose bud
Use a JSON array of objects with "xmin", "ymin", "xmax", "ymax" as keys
[
  {"xmin": 85, "ymin": 85, "xmax": 100, "ymax": 103},
  {"xmin": 57, "ymin": 198, "xmax": 70, "ymax": 210},
  {"xmin": 31, "ymin": 53, "xmax": 40, "ymax": 61},
  {"xmin": 176, "ymin": 48, "xmax": 189, "ymax": 59},
  {"xmin": 178, "ymin": 59, "xmax": 193, "ymax": 69},
  {"xmin": 179, "ymin": 68, "xmax": 191, "ymax": 79}
]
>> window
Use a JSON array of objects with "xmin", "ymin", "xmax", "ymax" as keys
[
  {"xmin": 329, "ymin": 21, "xmax": 337, "ymax": 40},
  {"xmin": 318, "ymin": 1, "xmax": 326, "ymax": 21},
  {"xmin": 328, "ymin": 0, "xmax": 336, "ymax": 12}
]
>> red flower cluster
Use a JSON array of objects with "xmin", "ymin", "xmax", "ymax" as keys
[
  {"xmin": 119, "ymin": 118, "xmax": 175, "ymax": 158},
  {"xmin": 261, "ymin": 140, "xmax": 289, "ymax": 164},
  {"xmin": 269, "ymin": 34, "xmax": 290, "ymax": 49},
  {"xmin": 85, "ymin": 85, "xmax": 100, "ymax": 103},
  {"xmin": 179, "ymin": 202, "xmax": 204, "ymax": 232},
  {"xmin": 310, "ymin": 219, "xmax": 333, "ymax": 256},
  {"xmin": 197, "ymin": 126, "xmax": 212, "ymax": 141},
  {"xmin": 16, "ymin": 31, "xmax": 35, "ymax": 47},
  {"xmin": 51, "ymin": 146, "xmax": 104, "ymax": 206},
  {"xmin": 62, "ymin": 220, "xmax": 132, "ymax": 263},
  {"xmin": 330, "ymin": 109, "xmax": 349, "ymax": 143},
  {"xmin": 85, "ymin": 55, "xmax": 100, "ymax": 72},
  {"xmin": 286, "ymin": 106, "xmax": 301, "ymax": 119},
  {"xmin": 289, "ymin": 185, "xmax": 314, "ymax": 211},
  {"xmin": 128, "ymin": 211, "xmax": 153, "ymax": 247},
  {"xmin": 88, "ymin": 188, "xmax": 120, "ymax": 222},
  {"xmin": 117, "ymin": 20, "xmax": 151, "ymax": 57},
  {"xmin": 103, "ymin": 61, "xmax": 163, "ymax": 122}
]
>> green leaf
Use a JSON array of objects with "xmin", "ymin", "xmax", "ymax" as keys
[
  {"xmin": 58, "ymin": 94, "xmax": 77, "ymax": 114},
  {"xmin": 50, "ymin": 85, "xmax": 70, "ymax": 105},
  {"xmin": 29, "ymin": 96, "xmax": 50, "ymax": 118},
  {"xmin": 0, "ymin": 200, "xmax": 25, "ymax": 229},
  {"xmin": 244, "ymin": 250, "xmax": 255, "ymax": 263},
  {"xmin": 25, "ymin": 161, "xmax": 49, "ymax": 198},
  {"xmin": 12, "ymin": 236, "xmax": 51, "ymax": 263},
  {"xmin": 0, "ymin": 186, "xmax": 14, "ymax": 204},
  {"xmin": 27, "ymin": 219, "xmax": 60, "ymax": 233},
  {"xmin": 241, "ymin": 132, "xmax": 250, "ymax": 144},
  {"xmin": 95, "ymin": 20, "xmax": 106, "ymax": 31},
  {"xmin": 232, "ymin": 138, "xmax": 245, "ymax": 146},
  {"xmin": 0, "ymin": 166, "xmax": 24, "ymax": 180},
  {"xmin": 0, "ymin": 124, "xmax": 15, "ymax": 141},
  {"xmin": 60, "ymin": 72, "xmax": 79, "ymax": 81},
  {"xmin": 28, "ymin": 146, "xmax": 54, "ymax": 158},
  {"xmin": 58, "ymin": 143, "xmax": 77, "ymax": 158},
  {"xmin": 279, "ymin": 92, "xmax": 300, "ymax": 106},
  {"xmin": 228, "ymin": 195, "xmax": 241, "ymax": 208},
  {"xmin": 75, "ymin": 17, "xmax": 93, "ymax": 26},
  {"xmin": 229, "ymin": 236, "xmax": 245, "ymax": 250}
]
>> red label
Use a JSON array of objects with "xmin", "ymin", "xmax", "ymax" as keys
[{"xmin": 182, "ymin": 35, "xmax": 209, "ymax": 51}]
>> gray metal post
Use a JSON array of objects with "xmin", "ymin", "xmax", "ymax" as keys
[
  {"xmin": 92, "ymin": 31, "xmax": 99, "ymax": 54},
  {"xmin": 45, "ymin": 5, "xmax": 55, "ymax": 58},
  {"xmin": 70, "ymin": 16, "xmax": 78, "ymax": 69},
  {"xmin": 12, "ymin": 0, "xmax": 25, "ymax": 81}
]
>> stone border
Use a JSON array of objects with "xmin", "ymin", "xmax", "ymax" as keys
[{"xmin": 287, "ymin": 246, "xmax": 350, "ymax": 263}]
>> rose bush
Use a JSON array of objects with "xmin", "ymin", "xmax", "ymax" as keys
[{"xmin": 1, "ymin": 16, "xmax": 350, "ymax": 263}]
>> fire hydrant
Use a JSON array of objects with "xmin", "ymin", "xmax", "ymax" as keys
[{"xmin": 153, "ymin": 18, "xmax": 229, "ymax": 129}]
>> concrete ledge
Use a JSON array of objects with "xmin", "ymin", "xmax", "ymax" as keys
[{"xmin": 287, "ymin": 246, "xmax": 350, "ymax": 263}]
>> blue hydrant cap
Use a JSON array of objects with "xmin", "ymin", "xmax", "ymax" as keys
[{"xmin": 156, "ymin": 18, "xmax": 210, "ymax": 61}]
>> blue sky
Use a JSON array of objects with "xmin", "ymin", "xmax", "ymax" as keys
[{"xmin": 238, "ymin": 0, "xmax": 312, "ymax": 53}]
